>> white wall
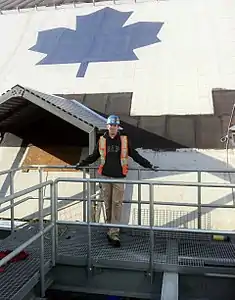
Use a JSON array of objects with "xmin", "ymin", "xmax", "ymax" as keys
[
  {"xmin": 1, "ymin": 134, "xmax": 235, "ymax": 231},
  {"xmin": 0, "ymin": 0, "xmax": 235, "ymax": 116}
]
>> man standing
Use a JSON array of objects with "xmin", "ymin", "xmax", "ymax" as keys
[{"xmin": 75, "ymin": 115, "xmax": 158, "ymax": 247}]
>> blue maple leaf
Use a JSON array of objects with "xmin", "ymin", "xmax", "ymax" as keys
[{"xmin": 29, "ymin": 7, "xmax": 163, "ymax": 77}]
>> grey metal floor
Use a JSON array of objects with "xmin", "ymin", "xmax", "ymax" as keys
[
  {"xmin": 1, "ymin": 223, "xmax": 235, "ymax": 300},
  {"xmin": 57, "ymin": 225, "xmax": 235, "ymax": 269},
  {"xmin": 0, "ymin": 224, "xmax": 52, "ymax": 300}
]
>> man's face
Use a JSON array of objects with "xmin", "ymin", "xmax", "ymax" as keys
[{"xmin": 107, "ymin": 124, "xmax": 119, "ymax": 136}]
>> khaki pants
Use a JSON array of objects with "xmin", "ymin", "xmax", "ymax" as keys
[{"xmin": 100, "ymin": 177, "xmax": 125, "ymax": 235}]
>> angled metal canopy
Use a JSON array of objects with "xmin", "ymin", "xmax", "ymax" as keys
[{"xmin": 0, "ymin": 84, "xmax": 107, "ymax": 133}]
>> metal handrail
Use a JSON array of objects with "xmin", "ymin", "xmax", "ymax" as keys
[
  {"xmin": 54, "ymin": 177, "xmax": 235, "ymax": 279},
  {"xmin": 1, "ymin": 164, "xmax": 235, "ymax": 174},
  {"xmin": 1, "ymin": 174, "xmax": 235, "ymax": 296},
  {"xmin": 0, "ymin": 180, "xmax": 55, "ymax": 298},
  {"xmin": 54, "ymin": 173, "xmax": 235, "ymax": 227},
  {"xmin": 12, "ymin": 164, "xmax": 235, "ymax": 173},
  {"xmin": 54, "ymin": 176, "xmax": 235, "ymax": 187},
  {"xmin": 3, "ymin": 163, "xmax": 235, "ymax": 227}
]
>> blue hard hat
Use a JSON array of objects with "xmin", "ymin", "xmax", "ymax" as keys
[{"xmin": 106, "ymin": 115, "xmax": 120, "ymax": 125}]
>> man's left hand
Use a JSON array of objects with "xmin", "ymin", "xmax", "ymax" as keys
[{"xmin": 151, "ymin": 165, "xmax": 159, "ymax": 172}]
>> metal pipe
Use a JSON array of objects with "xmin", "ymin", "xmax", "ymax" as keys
[
  {"xmin": 197, "ymin": 171, "xmax": 202, "ymax": 229},
  {"xmin": 87, "ymin": 181, "xmax": 92, "ymax": 275},
  {"xmin": 54, "ymin": 177, "xmax": 235, "ymax": 189},
  {"xmin": 54, "ymin": 181, "xmax": 58, "ymax": 259},
  {"xmin": 23, "ymin": 196, "xmax": 235, "ymax": 209},
  {"xmin": 0, "ymin": 224, "xmax": 53, "ymax": 267},
  {"xmin": 0, "ymin": 166, "xmax": 23, "ymax": 176},
  {"xmin": 0, "ymin": 196, "xmax": 32, "ymax": 214},
  {"xmin": 50, "ymin": 183, "xmax": 56, "ymax": 267},
  {"xmin": 138, "ymin": 169, "xmax": 141, "ymax": 225},
  {"xmin": 56, "ymin": 220, "xmax": 235, "ymax": 236},
  {"xmin": 149, "ymin": 184, "xmax": 154, "ymax": 281},
  {"xmin": 39, "ymin": 168, "xmax": 43, "ymax": 184},
  {"xmin": 28, "ymin": 191, "xmax": 99, "ymax": 201},
  {"xmin": 0, "ymin": 180, "xmax": 53, "ymax": 205},
  {"xmin": 22, "ymin": 164, "xmax": 235, "ymax": 174},
  {"xmin": 39, "ymin": 181, "xmax": 45, "ymax": 297},
  {"xmin": 57, "ymin": 220, "xmax": 151, "ymax": 231},
  {"xmin": 83, "ymin": 169, "xmax": 86, "ymax": 222},
  {"xmin": 9, "ymin": 171, "xmax": 15, "ymax": 233}
]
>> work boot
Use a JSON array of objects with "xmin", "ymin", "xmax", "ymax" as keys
[{"xmin": 107, "ymin": 231, "xmax": 121, "ymax": 247}]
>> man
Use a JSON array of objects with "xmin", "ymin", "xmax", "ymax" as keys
[{"xmin": 75, "ymin": 115, "xmax": 158, "ymax": 247}]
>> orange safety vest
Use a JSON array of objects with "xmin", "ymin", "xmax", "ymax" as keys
[{"xmin": 98, "ymin": 135, "xmax": 129, "ymax": 175}]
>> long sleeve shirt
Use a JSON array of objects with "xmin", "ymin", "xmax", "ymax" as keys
[{"xmin": 78, "ymin": 131, "xmax": 153, "ymax": 178}]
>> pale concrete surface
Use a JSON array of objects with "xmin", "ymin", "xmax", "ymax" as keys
[
  {"xmin": 1, "ymin": 134, "xmax": 235, "ymax": 231},
  {"xmin": 1, "ymin": 0, "xmax": 235, "ymax": 116}
]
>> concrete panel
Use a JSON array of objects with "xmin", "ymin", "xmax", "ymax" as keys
[
  {"xmin": 83, "ymin": 94, "xmax": 108, "ymax": 114},
  {"xmin": 106, "ymin": 93, "xmax": 132, "ymax": 115},
  {"xmin": 196, "ymin": 116, "xmax": 222, "ymax": 148},
  {"xmin": 119, "ymin": 115, "xmax": 139, "ymax": 127},
  {"xmin": 167, "ymin": 117, "xmax": 195, "ymax": 148},
  {"xmin": 139, "ymin": 116, "xmax": 166, "ymax": 136},
  {"xmin": 213, "ymin": 90, "xmax": 235, "ymax": 116}
]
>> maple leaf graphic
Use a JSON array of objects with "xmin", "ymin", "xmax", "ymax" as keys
[{"xmin": 29, "ymin": 7, "xmax": 163, "ymax": 77}]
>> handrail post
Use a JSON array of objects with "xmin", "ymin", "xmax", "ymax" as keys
[
  {"xmin": 197, "ymin": 171, "xmax": 202, "ymax": 229},
  {"xmin": 138, "ymin": 169, "xmax": 141, "ymax": 225},
  {"xmin": 54, "ymin": 181, "xmax": 58, "ymax": 259},
  {"xmin": 149, "ymin": 183, "xmax": 154, "ymax": 283},
  {"xmin": 87, "ymin": 180, "xmax": 92, "ymax": 276},
  {"xmin": 9, "ymin": 170, "xmax": 15, "ymax": 233},
  {"xmin": 39, "ymin": 167, "xmax": 43, "ymax": 185},
  {"xmin": 39, "ymin": 183, "xmax": 45, "ymax": 297},
  {"xmin": 50, "ymin": 182, "xmax": 56, "ymax": 267},
  {"xmin": 83, "ymin": 169, "xmax": 86, "ymax": 222}
]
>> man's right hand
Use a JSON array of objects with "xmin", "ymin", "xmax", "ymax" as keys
[
  {"xmin": 151, "ymin": 165, "xmax": 159, "ymax": 172},
  {"xmin": 75, "ymin": 164, "xmax": 81, "ymax": 170}
]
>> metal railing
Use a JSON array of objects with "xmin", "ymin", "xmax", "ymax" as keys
[
  {"xmin": 0, "ymin": 180, "xmax": 55, "ymax": 298},
  {"xmin": 54, "ymin": 177, "xmax": 235, "ymax": 278},
  {"xmin": 1, "ymin": 172, "xmax": 235, "ymax": 297},
  {"xmin": 1, "ymin": 164, "xmax": 235, "ymax": 230}
]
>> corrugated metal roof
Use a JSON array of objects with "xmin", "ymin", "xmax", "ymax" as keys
[
  {"xmin": 0, "ymin": 85, "xmax": 107, "ymax": 132},
  {"xmin": 0, "ymin": 0, "xmax": 101, "ymax": 11}
]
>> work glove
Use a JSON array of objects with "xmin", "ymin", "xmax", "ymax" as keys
[{"xmin": 151, "ymin": 165, "xmax": 159, "ymax": 172}]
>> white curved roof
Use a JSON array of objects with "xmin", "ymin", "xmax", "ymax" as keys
[{"xmin": 0, "ymin": 0, "xmax": 235, "ymax": 116}]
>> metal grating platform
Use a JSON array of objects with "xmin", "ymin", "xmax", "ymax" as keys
[
  {"xmin": 0, "ymin": 224, "xmax": 52, "ymax": 300},
  {"xmin": 2, "ymin": 223, "xmax": 235, "ymax": 299},
  {"xmin": 55, "ymin": 224, "xmax": 235, "ymax": 269}
]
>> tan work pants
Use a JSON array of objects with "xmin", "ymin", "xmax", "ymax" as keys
[{"xmin": 100, "ymin": 177, "xmax": 125, "ymax": 234}]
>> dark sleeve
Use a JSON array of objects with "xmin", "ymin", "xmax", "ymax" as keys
[
  {"xmin": 128, "ymin": 139, "xmax": 153, "ymax": 169},
  {"xmin": 78, "ymin": 142, "xmax": 100, "ymax": 166}
]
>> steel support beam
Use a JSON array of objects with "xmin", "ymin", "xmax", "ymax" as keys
[{"xmin": 161, "ymin": 272, "xmax": 178, "ymax": 300}]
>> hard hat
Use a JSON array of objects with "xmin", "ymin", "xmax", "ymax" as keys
[{"xmin": 106, "ymin": 115, "xmax": 120, "ymax": 125}]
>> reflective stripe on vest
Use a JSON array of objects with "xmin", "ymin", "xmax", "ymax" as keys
[{"xmin": 98, "ymin": 135, "xmax": 129, "ymax": 175}]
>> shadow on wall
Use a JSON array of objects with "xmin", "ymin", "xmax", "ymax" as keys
[
  {"xmin": 66, "ymin": 88, "xmax": 235, "ymax": 149},
  {"xmin": 121, "ymin": 148, "xmax": 235, "ymax": 227},
  {"xmin": 0, "ymin": 133, "xmax": 28, "ymax": 198}
]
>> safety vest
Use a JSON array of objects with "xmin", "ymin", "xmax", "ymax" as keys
[{"xmin": 98, "ymin": 135, "xmax": 129, "ymax": 175}]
